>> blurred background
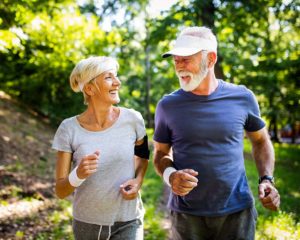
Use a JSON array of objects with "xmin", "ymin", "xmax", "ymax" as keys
[{"xmin": 0, "ymin": 0, "xmax": 299, "ymax": 239}]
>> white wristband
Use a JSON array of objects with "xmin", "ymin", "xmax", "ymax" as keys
[
  {"xmin": 68, "ymin": 166, "xmax": 85, "ymax": 187},
  {"xmin": 163, "ymin": 167, "xmax": 177, "ymax": 187}
]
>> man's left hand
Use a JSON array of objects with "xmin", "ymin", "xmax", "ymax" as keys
[{"xmin": 258, "ymin": 182, "xmax": 280, "ymax": 211}]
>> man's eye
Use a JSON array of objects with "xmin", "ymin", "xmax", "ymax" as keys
[{"xmin": 105, "ymin": 77, "xmax": 113, "ymax": 80}]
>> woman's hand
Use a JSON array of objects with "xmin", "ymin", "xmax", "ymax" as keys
[
  {"xmin": 77, "ymin": 151, "xmax": 100, "ymax": 179},
  {"xmin": 120, "ymin": 178, "xmax": 141, "ymax": 200}
]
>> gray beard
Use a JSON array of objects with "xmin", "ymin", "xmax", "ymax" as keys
[{"xmin": 178, "ymin": 58, "xmax": 209, "ymax": 92}]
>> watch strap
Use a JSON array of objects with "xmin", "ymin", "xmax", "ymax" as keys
[{"xmin": 259, "ymin": 175, "xmax": 275, "ymax": 185}]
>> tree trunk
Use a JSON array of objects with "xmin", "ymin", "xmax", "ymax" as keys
[
  {"xmin": 194, "ymin": 0, "xmax": 225, "ymax": 80},
  {"xmin": 145, "ymin": 40, "xmax": 152, "ymax": 128},
  {"xmin": 269, "ymin": 115, "xmax": 280, "ymax": 143},
  {"xmin": 291, "ymin": 121, "xmax": 296, "ymax": 144}
]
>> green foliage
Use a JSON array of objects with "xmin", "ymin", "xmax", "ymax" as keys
[
  {"xmin": 1, "ymin": 0, "xmax": 298, "ymax": 131},
  {"xmin": 33, "ymin": 199, "xmax": 74, "ymax": 240},
  {"xmin": 1, "ymin": 0, "xmax": 110, "ymax": 123},
  {"xmin": 256, "ymin": 212, "xmax": 300, "ymax": 240},
  {"xmin": 15, "ymin": 230, "xmax": 24, "ymax": 238},
  {"xmin": 216, "ymin": 0, "xmax": 300, "ymax": 134},
  {"xmin": 142, "ymin": 130, "xmax": 167, "ymax": 239}
]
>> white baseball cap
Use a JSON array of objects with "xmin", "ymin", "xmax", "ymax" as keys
[{"xmin": 162, "ymin": 35, "xmax": 217, "ymax": 58}]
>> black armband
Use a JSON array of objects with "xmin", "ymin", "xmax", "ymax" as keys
[{"xmin": 134, "ymin": 135, "xmax": 150, "ymax": 159}]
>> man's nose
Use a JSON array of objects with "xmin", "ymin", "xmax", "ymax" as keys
[{"xmin": 175, "ymin": 63, "xmax": 185, "ymax": 72}]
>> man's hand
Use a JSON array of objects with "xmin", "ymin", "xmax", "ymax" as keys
[
  {"xmin": 120, "ymin": 178, "xmax": 141, "ymax": 200},
  {"xmin": 77, "ymin": 151, "xmax": 100, "ymax": 179},
  {"xmin": 258, "ymin": 182, "xmax": 280, "ymax": 211},
  {"xmin": 170, "ymin": 169, "xmax": 198, "ymax": 196}
]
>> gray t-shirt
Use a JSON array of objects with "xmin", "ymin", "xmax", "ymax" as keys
[{"xmin": 52, "ymin": 107, "xmax": 146, "ymax": 225}]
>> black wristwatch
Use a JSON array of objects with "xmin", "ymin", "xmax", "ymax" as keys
[{"xmin": 258, "ymin": 175, "xmax": 275, "ymax": 185}]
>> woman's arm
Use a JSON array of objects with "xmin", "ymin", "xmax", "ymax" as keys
[
  {"xmin": 120, "ymin": 138, "xmax": 149, "ymax": 200},
  {"xmin": 55, "ymin": 151, "xmax": 75, "ymax": 199},
  {"xmin": 134, "ymin": 138, "xmax": 149, "ymax": 183},
  {"xmin": 55, "ymin": 150, "xmax": 100, "ymax": 199}
]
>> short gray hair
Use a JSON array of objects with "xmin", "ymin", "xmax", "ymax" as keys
[{"xmin": 70, "ymin": 56, "xmax": 119, "ymax": 104}]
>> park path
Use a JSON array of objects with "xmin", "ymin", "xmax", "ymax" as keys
[{"xmin": 159, "ymin": 183, "xmax": 172, "ymax": 240}]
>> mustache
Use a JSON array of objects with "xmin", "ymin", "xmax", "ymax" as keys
[{"xmin": 176, "ymin": 71, "xmax": 193, "ymax": 77}]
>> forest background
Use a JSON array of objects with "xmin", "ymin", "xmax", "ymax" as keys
[{"xmin": 0, "ymin": 0, "xmax": 299, "ymax": 239}]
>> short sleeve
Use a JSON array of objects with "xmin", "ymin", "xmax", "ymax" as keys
[
  {"xmin": 52, "ymin": 122, "xmax": 73, "ymax": 153},
  {"xmin": 153, "ymin": 100, "xmax": 172, "ymax": 143},
  {"xmin": 244, "ymin": 89, "xmax": 265, "ymax": 132},
  {"xmin": 135, "ymin": 111, "xmax": 146, "ymax": 141}
]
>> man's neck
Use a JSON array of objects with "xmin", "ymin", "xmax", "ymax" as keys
[{"xmin": 191, "ymin": 72, "xmax": 218, "ymax": 96}]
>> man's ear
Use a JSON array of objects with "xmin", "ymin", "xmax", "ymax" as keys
[{"xmin": 207, "ymin": 52, "xmax": 217, "ymax": 68}]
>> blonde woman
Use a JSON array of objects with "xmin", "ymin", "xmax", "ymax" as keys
[{"xmin": 52, "ymin": 56, "xmax": 149, "ymax": 240}]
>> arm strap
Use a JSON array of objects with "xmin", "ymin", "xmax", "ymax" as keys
[{"xmin": 134, "ymin": 135, "xmax": 150, "ymax": 159}]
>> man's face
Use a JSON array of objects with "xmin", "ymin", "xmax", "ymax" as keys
[{"xmin": 174, "ymin": 51, "xmax": 208, "ymax": 92}]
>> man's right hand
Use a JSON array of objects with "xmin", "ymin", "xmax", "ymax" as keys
[
  {"xmin": 169, "ymin": 169, "xmax": 198, "ymax": 196},
  {"xmin": 77, "ymin": 151, "xmax": 100, "ymax": 179}
]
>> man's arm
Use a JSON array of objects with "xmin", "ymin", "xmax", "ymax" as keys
[
  {"xmin": 153, "ymin": 141, "xmax": 173, "ymax": 177},
  {"xmin": 153, "ymin": 141, "xmax": 198, "ymax": 196},
  {"xmin": 246, "ymin": 127, "xmax": 280, "ymax": 211}
]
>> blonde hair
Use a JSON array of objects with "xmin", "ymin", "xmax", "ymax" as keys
[
  {"xmin": 70, "ymin": 56, "xmax": 119, "ymax": 104},
  {"xmin": 180, "ymin": 26, "xmax": 218, "ymax": 52}
]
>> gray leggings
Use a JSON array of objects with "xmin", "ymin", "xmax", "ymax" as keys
[
  {"xmin": 72, "ymin": 218, "xmax": 143, "ymax": 240},
  {"xmin": 170, "ymin": 206, "xmax": 257, "ymax": 240}
]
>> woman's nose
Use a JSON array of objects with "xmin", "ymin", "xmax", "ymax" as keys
[{"xmin": 113, "ymin": 76, "xmax": 121, "ymax": 86}]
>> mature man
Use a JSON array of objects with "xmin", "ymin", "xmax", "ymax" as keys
[{"xmin": 153, "ymin": 26, "xmax": 280, "ymax": 240}]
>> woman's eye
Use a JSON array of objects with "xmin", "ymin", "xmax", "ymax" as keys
[{"xmin": 105, "ymin": 77, "xmax": 113, "ymax": 80}]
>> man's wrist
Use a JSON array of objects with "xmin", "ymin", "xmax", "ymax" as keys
[
  {"xmin": 259, "ymin": 175, "xmax": 275, "ymax": 186},
  {"xmin": 68, "ymin": 166, "xmax": 86, "ymax": 187},
  {"xmin": 163, "ymin": 167, "xmax": 177, "ymax": 187}
]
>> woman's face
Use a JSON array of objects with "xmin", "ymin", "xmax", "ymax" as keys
[{"xmin": 91, "ymin": 70, "xmax": 121, "ymax": 105}]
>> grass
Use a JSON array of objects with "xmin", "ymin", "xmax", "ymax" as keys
[
  {"xmin": 34, "ymin": 199, "xmax": 74, "ymax": 240},
  {"xmin": 142, "ymin": 163, "xmax": 167, "ymax": 240},
  {"xmin": 142, "ymin": 128, "xmax": 168, "ymax": 239},
  {"xmin": 244, "ymin": 139, "xmax": 300, "ymax": 240}
]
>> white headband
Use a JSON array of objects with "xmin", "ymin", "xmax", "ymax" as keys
[
  {"xmin": 79, "ymin": 57, "xmax": 118, "ymax": 92},
  {"xmin": 162, "ymin": 35, "xmax": 217, "ymax": 58}
]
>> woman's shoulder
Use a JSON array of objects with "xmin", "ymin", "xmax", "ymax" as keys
[
  {"xmin": 60, "ymin": 116, "xmax": 76, "ymax": 124},
  {"xmin": 120, "ymin": 107, "xmax": 143, "ymax": 121},
  {"xmin": 58, "ymin": 116, "xmax": 78, "ymax": 130}
]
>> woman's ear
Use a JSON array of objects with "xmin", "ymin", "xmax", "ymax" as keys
[{"xmin": 83, "ymin": 84, "xmax": 94, "ymax": 96}]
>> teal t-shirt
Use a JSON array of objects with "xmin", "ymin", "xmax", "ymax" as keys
[{"xmin": 154, "ymin": 80, "xmax": 265, "ymax": 216}]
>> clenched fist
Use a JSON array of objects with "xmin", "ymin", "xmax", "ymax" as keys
[
  {"xmin": 77, "ymin": 151, "xmax": 100, "ymax": 179},
  {"xmin": 170, "ymin": 169, "xmax": 198, "ymax": 196}
]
